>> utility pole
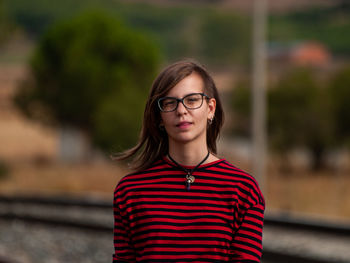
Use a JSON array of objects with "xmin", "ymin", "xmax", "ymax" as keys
[{"xmin": 252, "ymin": 0, "xmax": 267, "ymax": 191}]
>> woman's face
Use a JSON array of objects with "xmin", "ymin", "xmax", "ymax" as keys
[{"xmin": 160, "ymin": 72, "xmax": 216, "ymax": 148}]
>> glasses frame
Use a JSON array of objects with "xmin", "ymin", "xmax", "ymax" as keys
[{"xmin": 157, "ymin": 92, "xmax": 210, "ymax": 112}]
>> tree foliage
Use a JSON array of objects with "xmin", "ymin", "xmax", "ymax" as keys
[
  {"xmin": 268, "ymin": 68, "xmax": 333, "ymax": 170},
  {"xmin": 269, "ymin": 3, "xmax": 350, "ymax": 57},
  {"xmin": 14, "ymin": 10, "xmax": 160, "ymax": 152},
  {"xmin": 0, "ymin": 0, "xmax": 14, "ymax": 45},
  {"xmin": 329, "ymin": 65, "xmax": 350, "ymax": 147},
  {"xmin": 231, "ymin": 68, "xmax": 335, "ymax": 171}
]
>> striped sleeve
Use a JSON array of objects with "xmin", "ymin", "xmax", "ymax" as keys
[
  {"xmin": 113, "ymin": 183, "xmax": 136, "ymax": 263},
  {"xmin": 230, "ymin": 178, "xmax": 265, "ymax": 262}
]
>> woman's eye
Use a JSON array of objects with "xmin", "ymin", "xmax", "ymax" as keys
[
  {"xmin": 186, "ymin": 97, "xmax": 200, "ymax": 104},
  {"xmin": 162, "ymin": 100, "xmax": 176, "ymax": 107},
  {"xmin": 165, "ymin": 101, "xmax": 175, "ymax": 106}
]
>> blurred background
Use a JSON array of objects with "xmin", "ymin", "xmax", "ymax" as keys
[{"xmin": 1, "ymin": 0, "xmax": 350, "ymax": 262}]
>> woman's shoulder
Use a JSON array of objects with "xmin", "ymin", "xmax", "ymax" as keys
[
  {"xmin": 211, "ymin": 159, "xmax": 264, "ymax": 201},
  {"xmin": 210, "ymin": 158, "xmax": 254, "ymax": 179}
]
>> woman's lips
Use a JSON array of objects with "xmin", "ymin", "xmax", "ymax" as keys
[{"xmin": 176, "ymin": 121, "xmax": 192, "ymax": 129}]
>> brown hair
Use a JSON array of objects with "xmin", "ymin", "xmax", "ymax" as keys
[{"xmin": 112, "ymin": 59, "xmax": 224, "ymax": 171}]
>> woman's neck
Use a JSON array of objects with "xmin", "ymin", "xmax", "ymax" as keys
[{"xmin": 168, "ymin": 142, "xmax": 215, "ymax": 166}]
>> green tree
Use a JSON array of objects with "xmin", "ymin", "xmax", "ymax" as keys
[
  {"xmin": 231, "ymin": 68, "xmax": 334, "ymax": 171},
  {"xmin": 0, "ymin": 0, "xmax": 13, "ymax": 45},
  {"xmin": 14, "ymin": 10, "xmax": 160, "ymax": 154},
  {"xmin": 268, "ymin": 68, "xmax": 333, "ymax": 170},
  {"xmin": 329, "ymin": 65, "xmax": 350, "ymax": 148}
]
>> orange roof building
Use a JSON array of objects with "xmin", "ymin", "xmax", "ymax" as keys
[{"xmin": 269, "ymin": 41, "xmax": 331, "ymax": 67}]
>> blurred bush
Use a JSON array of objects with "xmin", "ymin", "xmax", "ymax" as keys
[
  {"xmin": 0, "ymin": 0, "xmax": 14, "ymax": 45},
  {"xmin": 329, "ymin": 65, "xmax": 350, "ymax": 148},
  {"xmin": 231, "ymin": 67, "xmax": 336, "ymax": 171},
  {"xmin": 13, "ymin": 10, "xmax": 160, "ymax": 153},
  {"xmin": 268, "ymin": 68, "xmax": 333, "ymax": 171}
]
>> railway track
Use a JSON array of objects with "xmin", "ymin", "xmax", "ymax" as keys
[{"xmin": 1, "ymin": 194, "xmax": 350, "ymax": 263}]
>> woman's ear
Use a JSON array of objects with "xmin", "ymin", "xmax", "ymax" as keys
[{"xmin": 208, "ymin": 98, "xmax": 216, "ymax": 119}]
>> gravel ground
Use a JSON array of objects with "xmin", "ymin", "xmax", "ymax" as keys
[
  {"xmin": 0, "ymin": 219, "xmax": 113, "ymax": 263},
  {"xmin": 263, "ymin": 225, "xmax": 350, "ymax": 263}
]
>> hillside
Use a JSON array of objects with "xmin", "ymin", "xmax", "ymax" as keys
[{"xmin": 121, "ymin": 0, "xmax": 343, "ymax": 13}]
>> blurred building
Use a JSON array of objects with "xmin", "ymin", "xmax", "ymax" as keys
[{"xmin": 269, "ymin": 41, "xmax": 331, "ymax": 68}]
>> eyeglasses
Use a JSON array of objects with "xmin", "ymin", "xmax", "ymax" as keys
[{"xmin": 157, "ymin": 93, "xmax": 209, "ymax": 112}]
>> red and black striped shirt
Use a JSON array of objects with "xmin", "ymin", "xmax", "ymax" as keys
[{"xmin": 113, "ymin": 157, "xmax": 265, "ymax": 262}]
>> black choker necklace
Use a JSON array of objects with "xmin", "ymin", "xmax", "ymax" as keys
[{"xmin": 168, "ymin": 151, "xmax": 210, "ymax": 191}]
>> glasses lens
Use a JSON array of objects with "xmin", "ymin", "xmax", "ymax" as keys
[
  {"xmin": 183, "ymin": 94, "xmax": 203, "ymax": 109},
  {"xmin": 159, "ymin": 98, "xmax": 177, "ymax": 112}
]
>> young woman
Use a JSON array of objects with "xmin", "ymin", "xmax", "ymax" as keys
[{"xmin": 113, "ymin": 60, "xmax": 265, "ymax": 262}]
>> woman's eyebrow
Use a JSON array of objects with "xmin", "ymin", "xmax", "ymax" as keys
[{"xmin": 164, "ymin": 92, "xmax": 201, "ymax": 98}]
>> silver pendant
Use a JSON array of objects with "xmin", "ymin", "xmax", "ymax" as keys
[{"xmin": 186, "ymin": 174, "xmax": 195, "ymax": 184}]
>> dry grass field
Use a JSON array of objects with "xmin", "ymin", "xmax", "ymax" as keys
[
  {"xmin": 266, "ymin": 170, "xmax": 350, "ymax": 221},
  {"xmin": 0, "ymin": 161, "xmax": 126, "ymax": 199}
]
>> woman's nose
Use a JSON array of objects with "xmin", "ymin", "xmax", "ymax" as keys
[{"xmin": 176, "ymin": 101, "xmax": 188, "ymax": 115}]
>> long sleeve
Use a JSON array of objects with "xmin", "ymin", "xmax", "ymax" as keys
[
  {"xmin": 113, "ymin": 185, "xmax": 136, "ymax": 263},
  {"xmin": 230, "ymin": 201, "xmax": 265, "ymax": 262},
  {"xmin": 229, "ymin": 175, "xmax": 265, "ymax": 263}
]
